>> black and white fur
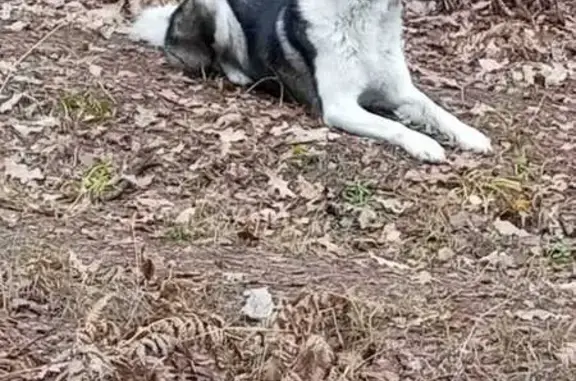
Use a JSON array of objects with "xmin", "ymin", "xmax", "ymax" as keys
[{"xmin": 129, "ymin": 0, "xmax": 492, "ymax": 162}]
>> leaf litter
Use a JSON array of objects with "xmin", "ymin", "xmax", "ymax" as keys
[{"xmin": 0, "ymin": 0, "xmax": 575, "ymax": 380}]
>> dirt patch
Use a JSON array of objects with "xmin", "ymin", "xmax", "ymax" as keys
[{"xmin": 0, "ymin": 0, "xmax": 575, "ymax": 380}]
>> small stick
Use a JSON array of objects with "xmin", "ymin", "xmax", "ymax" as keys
[{"xmin": 0, "ymin": 21, "xmax": 68, "ymax": 94}]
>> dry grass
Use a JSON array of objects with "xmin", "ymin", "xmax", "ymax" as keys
[{"xmin": 0, "ymin": 0, "xmax": 575, "ymax": 380}]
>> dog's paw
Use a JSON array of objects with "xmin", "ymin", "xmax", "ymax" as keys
[
  {"xmin": 453, "ymin": 125, "xmax": 492, "ymax": 154},
  {"xmin": 222, "ymin": 64, "xmax": 253, "ymax": 86},
  {"xmin": 402, "ymin": 132, "xmax": 446, "ymax": 163}
]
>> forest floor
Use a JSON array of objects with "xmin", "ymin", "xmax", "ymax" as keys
[{"xmin": 0, "ymin": 0, "xmax": 575, "ymax": 380}]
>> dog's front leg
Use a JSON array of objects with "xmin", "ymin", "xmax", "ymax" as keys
[
  {"xmin": 393, "ymin": 85, "xmax": 492, "ymax": 154},
  {"xmin": 322, "ymin": 98, "xmax": 447, "ymax": 162}
]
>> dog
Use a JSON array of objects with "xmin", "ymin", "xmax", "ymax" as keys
[{"xmin": 129, "ymin": 0, "xmax": 492, "ymax": 162}]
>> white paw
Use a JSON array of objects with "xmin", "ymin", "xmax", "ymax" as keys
[
  {"xmin": 453, "ymin": 125, "xmax": 492, "ymax": 153},
  {"xmin": 402, "ymin": 131, "xmax": 447, "ymax": 163},
  {"xmin": 223, "ymin": 66, "xmax": 253, "ymax": 86}
]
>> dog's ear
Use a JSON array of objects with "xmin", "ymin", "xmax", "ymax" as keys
[{"xmin": 164, "ymin": 0, "xmax": 215, "ymax": 73}]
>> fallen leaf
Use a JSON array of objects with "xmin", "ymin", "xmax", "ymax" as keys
[
  {"xmin": 88, "ymin": 64, "xmax": 103, "ymax": 77},
  {"xmin": 493, "ymin": 219, "xmax": 530, "ymax": 237},
  {"xmin": 358, "ymin": 208, "xmax": 377, "ymax": 229},
  {"xmin": 137, "ymin": 197, "xmax": 174, "ymax": 209},
  {"xmin": 3, "ymin": 157, "xmax": 44, "ymax": 184},
  {"xmin": 11, "ymin": 123, "xmax": 44, "ymax": 137},
  {"xmin": 556, "ymin": 343, "xmax": 576, "ymax": 366},
  {"xmin": 468, "ymin": 194, "xmax": 482, "ymax": 206},
  {"xmin": 217, "ymin": 127, "xmax": 246, "ymax": 156},
  {"xmin": 215, "ymin": 113, "xmax": 243, "ymax": 128},
  {"xmin": 557, "ymin": 282, "xmax": 576, "ymax": 294},
  {"xmin": 437, "ymin": 247, "xmax": 455, "ymax": 262},
  {"xmin": 0, "ymin": 92, "xmax": 23, "ymax": 113},
  {"xmin": 415, "ymin": 270, "xmax": 432, "ymax": 284},
  {"xmin": 375, "ymin": 197, "xmax": 412, "ymax": 214},
  {"xmin": 314, "ymin": 235, "xmax": 345, "ymax": 256},
  {"xmin": 470, "ymin": 102, "xmax": 495, "ymax": 116},
  {"xmin": 266, "ymin": 170, "xmax": 295, "ymax": 199},
  {"xmin": 478, "ymin": 58, "xmax": 506, "ymax": 73},
  {"xmin": 1, "ymin": 4, "xmax": 11, "ymax": 21},
  {"xmin": 540, "ymin": 62, "xmax": 568, "ymax": 87},
  {"xmin": 237, "ymin": 229, "xmax": 259, "ymax": 243},
  {"xmin": 241, "ymin": 287, "xmax": 274, "ymax": 321},
  {"xmin": 139, "ymin": 257, "xmax": 155, "ymax": 281},
  {"xmin": 380, "ymin": 223, "xmax": 401, "ymax": 243},
  {"xmin": 370, "ymin": 253, "xmax": 410, "ymax": 270},
  {"xmin": 218, "ymin": 127, "xmax": 246, "ymax": 143},
  {"xmin": 5, "ymin": 21, "xmax": 27, "ymax": 31},
  {"xmin": 514, "ymin": 309, "xmax": 554, "ymax": 321},
  {"xmin": 479, "ymin": 251, "xmax": 515, "ymax": 268},
  {"xmin": 134, "ymin": 105, "xmax": 157, "ymax": 128},
  {"xmin": 286, "ymin": 125, "xmax": 338, "ymax": 144},
  {"xmin": 122, "ymin": 174, "xmax": 154, "ymax": 188},
  {"xmin": 175, "ymin": 207, "xmax": 196, "ymax": 224},
  {"xmin": 296, "ymin": 175, "xmax": 322, "ymax": 200}
]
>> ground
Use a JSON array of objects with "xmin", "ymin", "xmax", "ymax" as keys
[{"xmin": 0, "ymin": 0, "xmax": 575, "ymax": 380}]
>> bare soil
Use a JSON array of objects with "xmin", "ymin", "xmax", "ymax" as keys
[{"xmin": 0, "ymin": 1, "xmax": 575, "ymax": 380}]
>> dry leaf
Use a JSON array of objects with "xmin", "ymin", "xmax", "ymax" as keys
[
  {"xmin": 514, "ymin": 309, "xmax": 554, "ymax": 321},
  {"xmin": 297, "ymin": 175, "xmax": 322, "ymax": 200},
  {"xmin": 376, "ymin": 197, "xmax": 412, "ymax": 214},
  {"xmin": 3, "ymin": 157, "xmax": 44, "ymax": 184},
  {"xmin": 478, "ymin": 58, "xmax": 506, "ymax": 73},
  {"xmin": 88, "ymin": 64, "xmax": 103, "ymax": 77},
  {"xmin": 218, "ymin": 127, "xmax": 246, "ymax": 143},
  {"xmin": 415, "ymin": 270, "xmax": 432, "ymax": 285},
  {"xmin": 314, "ymin": 235, "xmax": 345, "ymax": 256},
  {"xmin": 286, "ymin": 125, "xmax": 338, "ymax": 144},
  {"xmin": 134, "ymin": 105, "xmax": 157, "ymax": 128},
  {"xmin": 556, "ymin": 343, "xmax": 576, "ymax": 366},
  {"xmin": 266, "ymin": 170, "xmax": 295, "ymax": 199},
  {"xmin": 493, "ymin": 219, "xmax": 530, "ymax": 237},
  {"xmin": 1, "ymin": 3, "xmax": 11, "ymax": 20},
  {"xmin": 5, "ymin": 21, "xmax": 27, "ymax": 31},
  {"xmin": 241, "ymin": 287, "xmax": 274, "ymax": 321},
  {"xmin": 137, "ymin": 196, "xmax": 174, "ymax": 209},
  {"xmin": 468, "ymin": 194, "xmax": 482, "ymax": 206},
  {"xmin": 358, "ymin": 208, "xmax": 377, "ymax": 229},
  {"xmin": 175, "ymin": 207, "xmax": 195, "ymax": 224},
  {"xmin": 539, "ymin": 63, "xmax": 568, "ymax": 87},
  {"xmin": 380, "ymin": 223, "xmax": 401, "ymax": 243},
  {"xmin": 479, "ymin": 251, "xmax": 515, "ymax": 268},
  {"xmin": 0, "ymin": 92, "xmax": 23, "ymax": 113},
  {"xmin": 437, "ymin": 247, "xmax": 455, "ymax": 262},
  {"xmin": 369, "ymin": 253, "xmax": 409, "ymax": 270},
  {"xmin": 140, "ymin": 257, "xmax": 155, "ymax": 281},
  {"xmin": 470, "ymin": 102, "xmax": 495, "ymax": 116},
  {"xmin": 11, "ymin": 123, "xmax": 44, "ymax": 137},
  {"xmin": 557, "ymin": 282, "xmax": 576, "ymax": 294},
  {"xmin": 122, "ymin": 174, "xmax": 154, "ymax": 188}
]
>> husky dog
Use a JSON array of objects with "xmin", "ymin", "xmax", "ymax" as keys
[{"xmin": 130, "ymin": 0, "xmax": 492, "ymax": 162}]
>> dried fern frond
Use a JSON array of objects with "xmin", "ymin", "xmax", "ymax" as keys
[{"xmin": 290, "ymin": 335, "xmax": 335, "ymax": 381}]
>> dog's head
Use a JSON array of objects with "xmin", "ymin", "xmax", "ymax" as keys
[{"xmin": 164, "ymin": 0, "xmax": 216, "ymax": 73}]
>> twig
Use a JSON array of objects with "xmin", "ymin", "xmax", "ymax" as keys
[
  {"xmin": 245, "ymin": 75, "xmax": 286, "ymax": 106},
  {"xmin": 492, "ymin": 0, "xmax": 515, "ymax": 17},
  {"xmin": 0, "ymin": 21, "xmax": 68, "ymax": 95},
  {"xmin": 0, "ymin": 197, "xmax": 61, "ymax": 217}
]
